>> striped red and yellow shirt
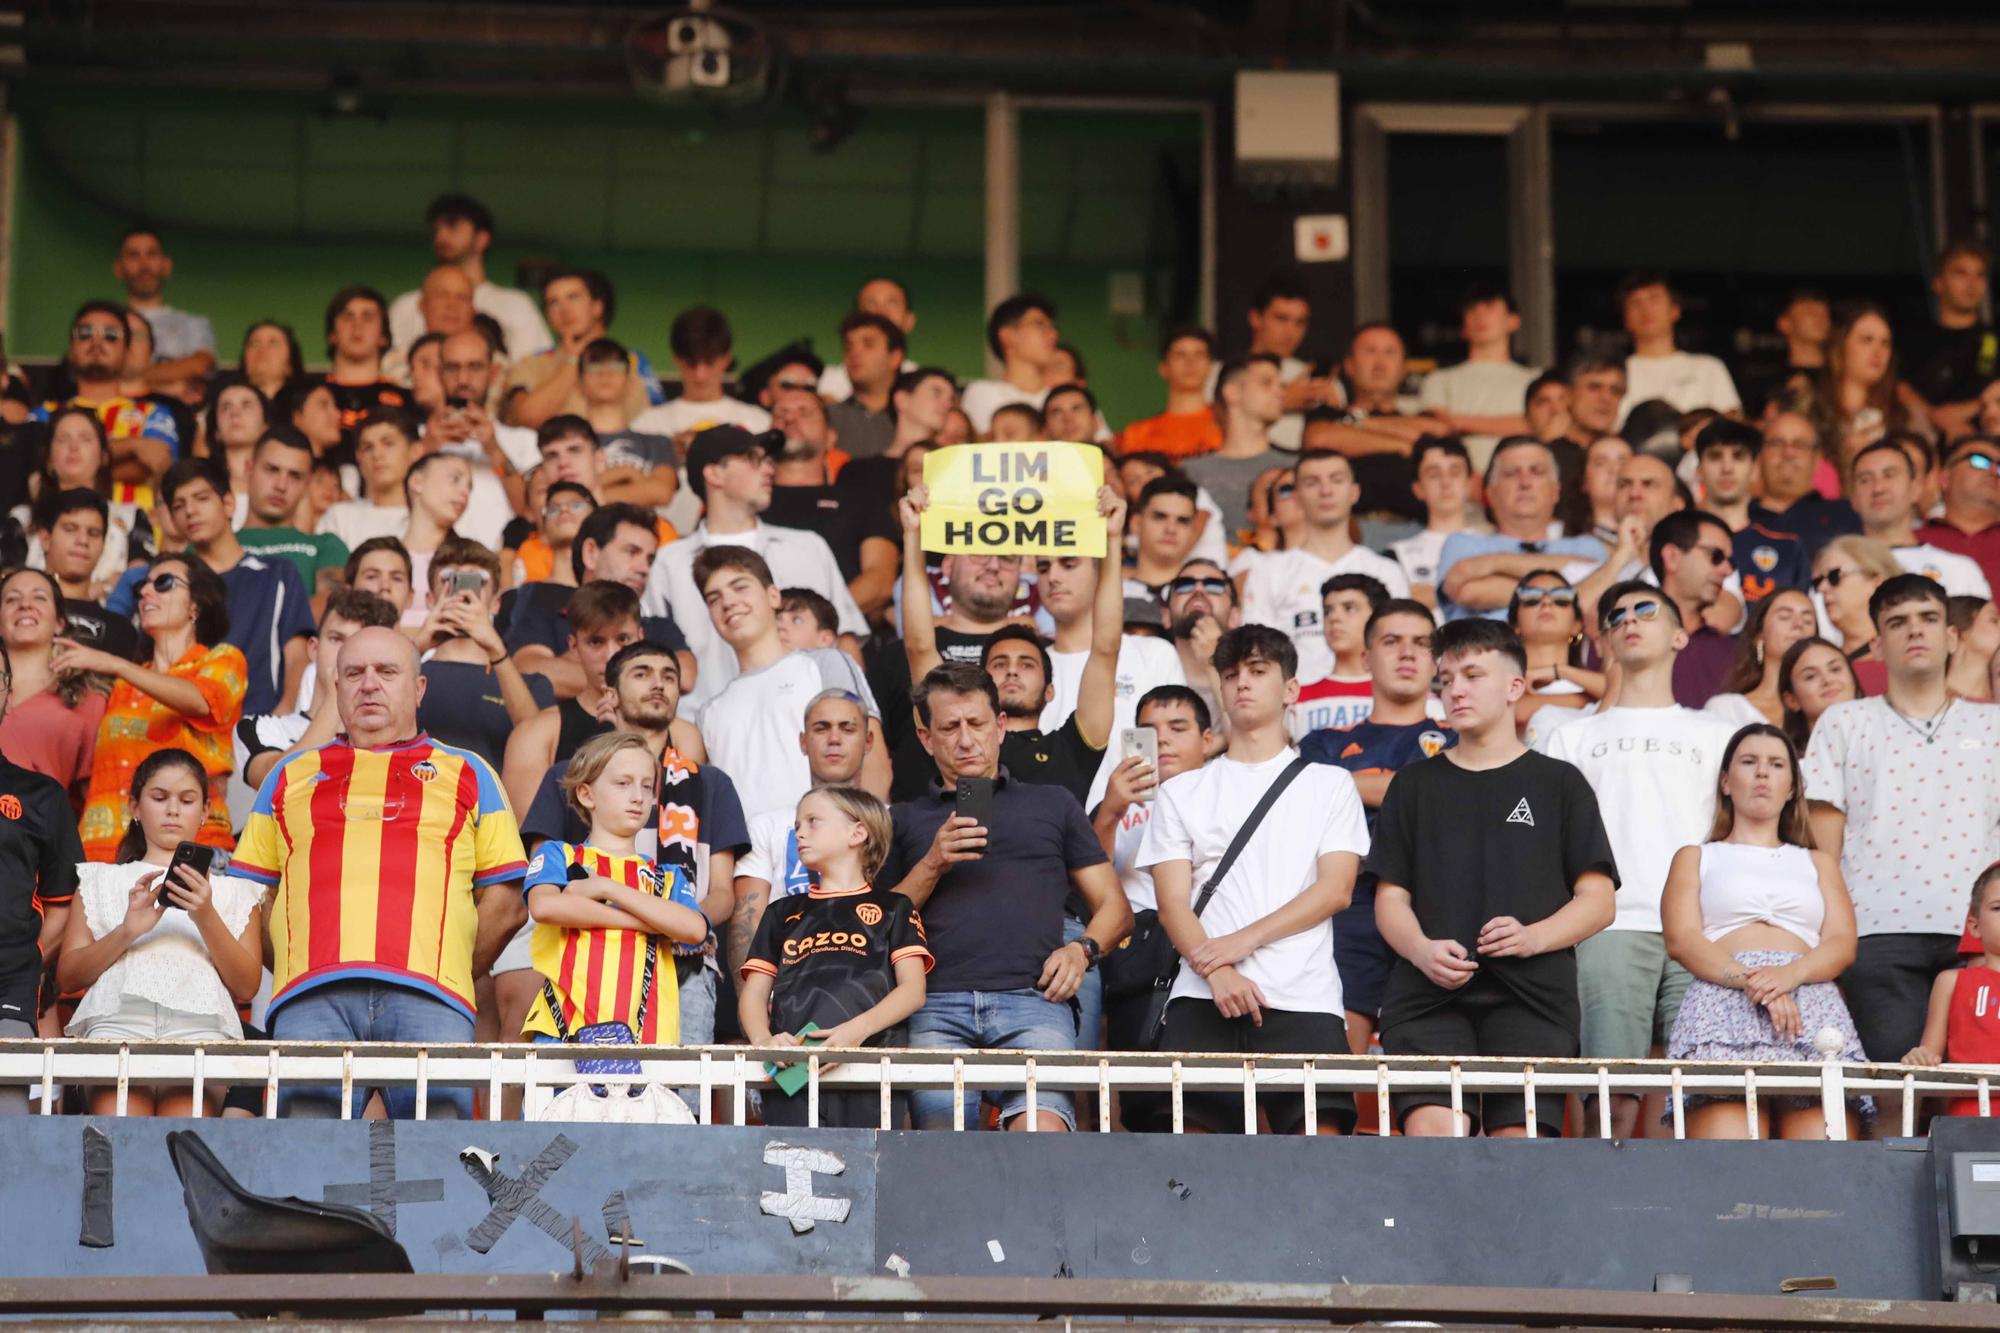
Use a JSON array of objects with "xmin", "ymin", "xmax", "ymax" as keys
[
  {"xmin": 521, "ymin": 842, "xmax": 695, "ymax": 1043},
  {"xmin": 233, "ymin": 732, "xmax": 528, "ymax": 1021}
]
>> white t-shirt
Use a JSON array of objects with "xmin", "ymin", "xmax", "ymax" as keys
[
  {"xmin": 1389, "ymin": 528, "xmax": 1453, "ymax": 595},
  {"xmin": 419, "ymin": 425, "xmax": 537, "ymax": 553},
  {"xmin": 1111, "ymin": 800, "xmax": 1158, "ymax": 913},
  {"xmin": 959, "ymin": 379, "xmax": 1046, "ymax": 434},
  {"xmin": 388, "ymin": 282, "xmax": 552, "ymax": 360},
  {"xmin": 1239, "ymin": 545, "xmax": 1412, "ymax": 682},
  {"xmin": 629, "ymin": 396, "xmax": 773, "ymax": 439},
  {"xmin": 737, "ymin": 806, "xmax": 815, "ymax": 901},
  {"xmin": 1893, "ymin": 543, "xmax": 1993, "ymax": 599},
  {"xmin": 1702, "ymin": 693, "xmax": 1767, "ymax": 730},
  {"xmin": 1418, "ymin": 359, "xmax": 1539, "ymax": 470},
  {"xmin": 696, "ymin": 648, "xmax": 880, "ymax": 822},
  {"xmin": 1138, "ymin": 750, "xmax": 1368, "ymax": 1014},
  {"xmin": 1617, "ymin": 352, "xmax": 1741, "ymax": 426},
  {"xmin": 1039, "ymin": 634, "xmax": 1188, "ymax": 811},
  {"xmin": 1803, "ymin": 697, "xmax": 2000, "ymax": 937},
  {"xmin": 645, "ymin": 521, "xmax": 871, "ymax": 712},
  {"xmin": 1535, "ymin": 704, "xmax": 1733, "ymax": 932},
  {"xmin": 68, "ymin": 863, "xmax": 264, "ymax": 1036},
  {"xmin": 317, "ymin": 501, "xmax": 408, "ymax": 551}
]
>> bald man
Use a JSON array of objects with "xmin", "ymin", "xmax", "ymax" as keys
[{"xmin": 233, "ymin": 625, "xmax": 529, "ymax": 1120}]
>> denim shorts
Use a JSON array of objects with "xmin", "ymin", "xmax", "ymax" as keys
[{"xmin": 905, "ymin": 987, "xmax": 1078, "ymax": 1129}]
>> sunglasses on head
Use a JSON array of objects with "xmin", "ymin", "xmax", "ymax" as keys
[
  {"xmin": 1604, "ymin": 598, "xmax": 1663, "ymax": 628},
  {"xmin": 72, "ymin": 325, "xmax": 125, "ymax": 344},
  {"xmin": 1811, "ymin": 566, "xmax": 1861, "ymax": 591},
  {"xmin": 1168, "ymin": 576, "xmax": 1231, "ymax": 599},
  {"xmin": 1515, "ymin": 585, "xmax": 1577, "ymax": 609},
  {"xmin": 141, "ymin": 572, "xmax": 183, "ymax": 595}
]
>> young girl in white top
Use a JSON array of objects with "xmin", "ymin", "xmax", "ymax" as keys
[
  {"xmin": 57, "ymin": 748, "xmax": 263, "ymax": 1117},
  {"xmin": 1660, "ymin": 722, "xmax": 1866, "ymax": 1140}
]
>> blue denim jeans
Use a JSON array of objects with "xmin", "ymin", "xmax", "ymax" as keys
[
  {"xmin": 1062, "ymin": 916, "xmax": 1103, "ymax": 1052},
  {"xmin": 905, "ymin": 988, "xmax": 1077, "ymax": 1129},
  {"xmin": 270, "ymin": 979, "xmax": 475, "ymax": 1120}
]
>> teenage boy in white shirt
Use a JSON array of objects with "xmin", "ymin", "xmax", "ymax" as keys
[{"xmin": 1615, "ymin": 273, "xmax": 1741, "ymax": 425}]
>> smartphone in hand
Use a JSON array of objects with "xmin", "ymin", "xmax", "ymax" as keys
[
  {"xmin": 157, "ymin": 841, "xmax": 216, "ymax": 910},
  {"xmin": 954, "ymin": 776, "xmax": 995, "ymax": 829}
]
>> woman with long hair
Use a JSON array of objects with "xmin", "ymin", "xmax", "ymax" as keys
[
  {"xmin": 238, "ymin": 320, "xmax": 304, "ymax": 401},
  {"xmin": 1508, "ymin": 569, "xmax": 1605, "ymax": 740},
  {"xmin": 0, "ymin": 568, "xmax": 109, "ymax": 806},
  {"xmin": 1703, "ymin": 589, "xmax": 1817, "ymax": 728},
  {"xmin": 1661, "ymin": 723, "xmax": 1868, "ymax": 1139},
  {"xmin": 1947, "ymin": 595, "xmax": 1999, "ymax": 703},
  {"xmin": 1811, "ymin": 534, "xmax": 1903, "ymax": 668},
  {"xmin": 17, "ymin": 407, "xmax": 143, "ymax": 590},
  {"xmin": 1814, "ymin": 303, "xmax": 1923, "ymax": 478},
  {"xmin": 68, "ymin": 553, "xmax": 245, "ymax": 862},
  {"xmin": 1777, "ymin": 635, "xmax": 1859, "ymax": 749},
  {"xmin": 57, "ymin": 748, "xmax": 262, "ymax": 1116},
  {"xmin": 1561, "ymin": 432, "xmax": 1630, "ymax": 544},
  {"xmin": 196, "ymin": 381, "xmax": 269, "ymax": 502}
]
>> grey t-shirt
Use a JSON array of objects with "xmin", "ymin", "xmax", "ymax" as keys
[{"xmin": 1184, "ymin": 449, "xmax": 1279, "ymax": 539}]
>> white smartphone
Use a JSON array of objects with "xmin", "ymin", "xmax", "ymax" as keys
[{"xmin": 1121, "ymin": 725, "xmax": 1159, "ymax": 773}]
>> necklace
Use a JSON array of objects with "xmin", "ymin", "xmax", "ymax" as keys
[{"xmin": 1888, "ymin": 696, "xmax": 1953, "ymax": 745}]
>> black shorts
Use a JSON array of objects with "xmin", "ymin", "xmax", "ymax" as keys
[
  {"xmin": 1333, "ymin": 882, "xmax": 1392, "ymax": 1022},
  {"xmin": 1843, "ymin": 933, "xmax": 1962, "ymax": 1062},
  {"xmin": 761, "ymin": 1088, "xmax": 907, "ymax": 1130},
  {"xmin": 1380, "ymin": 979, "xmax": 1574, "ymax": 1136},
  {"xmin": 1159, "ymin": 998, "xmax": 1356, "ymax": 1135}
]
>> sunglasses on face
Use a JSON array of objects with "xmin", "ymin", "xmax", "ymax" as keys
[
  {"xmin": 1959, "ymin": 453, "xmax": 1998, "ymax": 474},
  {"xmin": 543, "ymin": 499, "xmax": 593, "ymax": 519},
  {"xmin": 72, "ymin": 325, "xmax": 125, "ymax": 344},
  {"xmin": 141, "ymin": 573, "xmax": 183, "ymax": 595},
  {"xmin": 1604, "ymin": 598, "xmax": 1663, "ymax": 628},
  {"xmin": 1273, "ymin": 483, "xmax": 1296, "ymax": 500},
  {"xmin": 1812, "ymin": 566, "xmax": 1862, "ymax": 591},
  {"xmin": 1168, "ymin": 576, "xmax": 1231, "ymax": 599},
  {"xmin": 1691, "ymin": 543, "xmax": 1732, "ymax": 568},
  {"xmin": 1515, "ymin": 585, "xmax": 1577, "ymax": 609}
]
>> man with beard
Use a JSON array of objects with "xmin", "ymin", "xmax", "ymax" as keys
[
  {"xmin": 766, "ymin": 390, "xmax": 898, "ymax": 622},
  {"xmin": 36, "ymin": 300, "xmax": 177, "ymax": 484}
]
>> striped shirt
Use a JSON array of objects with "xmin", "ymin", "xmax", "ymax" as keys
[
  {"xmin": 233, "ymin": 732, "xmax": 528, "ymax": 1021},
  {"xmin": 521, "ymin": 842, "xmax": 696, "ymax": 1042}
]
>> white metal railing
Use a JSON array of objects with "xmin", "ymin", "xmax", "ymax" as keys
[{"xmin": 9, "ymin": 1039, "xmax": 2000, "ymax": 1139}]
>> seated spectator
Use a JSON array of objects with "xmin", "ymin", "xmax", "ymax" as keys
[
  {"xmin": 767, "ymin": 391, "xmax": 897, "ymax": 621},
  {"xmin": 317, "ymin": 409, "xmax": 415, "ymax": 550},
  {"xmin": 23, "ymin": 407, "xmax": 142, "ymax": 592},
  {"xmin": 345, "ymin": 536, "xmax": 414, "ymax": 618},
  {"xmin": 505, "ymin": 501, "xmax": 691, "ymax": 698},
  {"xmin": 1392, "ymin": 436, "xmax": 1478, "ymax": 609},
  {"xmin": 1301, "ymin": 325, "xmax": 1431, "ymax": 523},
  {"xmin": 630, "ymin": 305, "xmax": 774, "ymax": 438},
  {"xmin": 740, "ymin": 784, "xmax": 929, "ymax": 1127},
  {"xmin": 1615, "ymin": 272, "xmax": 1740, "ymax": 424},
  {"xmin": 1648, "ymin": 509, "xmax": 1740, "ymax": 706},
  {"xmin": 114, "ymin": 227, "xmax": 215, "ymax": 395},
  {"xmin": 1917, "ymin": 434, "xmax": 2000, "ymax": 596},
  {"xmin": 1123, "ymin": 475, "xmax": 1204, "ymax": 611},
  {"xmin": 1508, "ymin": 571, "xmax": 1605, "ymax": 744},
  {"xmin": 987, "ymin": 402, "xmax": 1042, "ymax": 443},
  {"xmin": 320, "ymin": 285, "xmax": 412, "ymax": 445},
  {"xmin": 818, "ymin": 278, "xmax": 920, "ymax": 400},
  {"xmin": 1538, "ymin": 580, "xmax": 1736, "ymax": 1138},
  {"xmin": 881, "ymin": 662, "xmax": 1130, "ymax": 1131},
  {"xmin": 398, "ymin": 451, "xmax": 475, "ymax": 627},
  {"xmin": 36, "ymin": 300, "xmax": 177, "ymax": 485},
  {"xmin": 579, "ymin": 338, "xmax": 679, "ymax": 500},
  {"xmin": 236, "ymin": 426, "xmax": 347, "ymax": 608},
  {"xmin": 1811, "ymin": 303, "xmax": 1921, "ymax": 476},
  {"xmin": 162, "ymin": 456, "xmax": 314, "ymax": 717},
  {"xmin": 1186, "ymin": 356, "xmax": 1283, "ymax": 539},
  {"xmin": 1370, "ymin": 618, "xmax": 1618, "ymax": 1137},
  {"xmin": 693, "ymin": 545, "xmax": 886, "ymax": 821},
  {"xmin": 115, "ymin": 310, "xmax": 198, "ymax": 459},
  {"xmin": 1561, "ymin": 432, "xmax": 1629, "ymax": 547},
  {"xmin": 1947, "ymin": 595, "xmax": 1999, "ymax": 702},
  {"xmin": 1662, "ymin": 723, "xmax": 1866, "ymax": 1138},
  {"xmin": 1135, "ymin": 623, "xmax": 1369, "ymax": 1138},
  {"xmin": 504, "ymin": 269, "xmax": 661, "ymax": 430},
  {"xmin": 1904, "ymin": 864, "xmax": 2000, "ymax": 1113},
  {"xmin": 0, "ymin": 568, "xmax": 108, "ymax": 806},
  {"xmin": 1043, "ymin": 383, "xmax": 1105, "ymax": 448},
  {"xmin": 1805, "ymin": 574, "xmax": 2000, "ymax": 1069},
  {"xmin": 30, "ymin": 489, "xmax": 142, "ymax": 659},
  {"xmin": 1224, "ymin": 272, "xmax": 1335, "ymax": 450},
  {"xmin": 235, "ymin": 319, "xmax": 302, "ymax": 403},
  {"xmin": 57, "ymin": 747, "xmax": 262, "ymax": 1116},
  {"xmin": 1704, "ymin": 589, "xmax": 1818, "ymax": 729},
  {"xmin": 1748, "ymin": 412, "xmax": 1860, "ymax": 559},
  {"xmin": 506, "ymin": 473, "xmax": 591, "ymax": 590},
  {"xmin": 1288, "ymin": 573, "xmax": 1389, "ymax": 740},
  {"xmin": 1564, "ymin": 352, "xmax": 1630, "ymax": 456},
  {"xmin": 522, "ymin": 416, "xmax": 675, "ymax": 574},
  {"xmin": 284, "ymin": 378, "xmax": 346, "ymax": 468},
  {"xmin": 824, "ymin": 311, "xmax": 905, "ymax": 459},
  {"xmin": 1114, "ymin": 452, "xmax": 1228, "ymax": 570},
  {"xmin": 1572, "ymin": 453, "xmax": 1689, "ymax": 623},
  {"xmin": 1416, "ymin": 286, "xmax": 1539, "ymax": 469},
  {"xmin": 776, "ymin": 588, "xmax": 839, "ymax": 651},
  {"xmin": 961, "ymin": 294, "xmax": 1060, "ymax": 435},
  {"xmin": 413, "ymin": 535, "xmax": 553, "ymax": 770},
  {"xmin": 521, "ymin": 731, "xmax": 710, "ymax": 1048},
  {"xmin": 1240, "ymin": 450, "xmax": 1409, "ymax": 680},
  {"xmin": 1118, "ymin": 325, "xmax": 1221, "ymax": 460},
  {"xmin": 72, "ymin": 554, "xmax": 245, "ymax": 863},
  {"xmin": 1851, "ymin": 438, "xmax": 1992, "ymax": 598},
  {"xmin": 1227, "ymin": 463, "xmax": 1303, "ymax": 574},
  {"xmin": 836, "ymin": 366, "xmax": 958, "ymax": 502},
  {"xmin": 1811, "ymin": 534, "xmax": 1902, "ymax": 676},
  {"xmin": 1524, "ymin": 371, "xmax": 1574, "ymax": 448},
  {"xmin": 197, "ymin": 381, "xmax": 267, "ymax": 499},
  {"xmin": 1690, "ymin": 420, "xmax": 1810, "ymax": 605},
  {"xmin": 423, "ymin": 328, "xmax": 539, "ymax": 550},
  {"xmin": 387, "ymin": 193, "xmax": 551, "ymax": 360},
  {"xmin": 1437, "ymin": 438, "xmax": 1608, "ymax": 622},
  {"xmin": 1777, "ymin": 635, "xmax": 1859, "ymax": 750},
  {"xmin": 0, "ymin": 697, "xmax": 82, "ymax": 1103},
  {"xmin": 299, "ymin": 455, "xmax": 346, "ymax": 537}
]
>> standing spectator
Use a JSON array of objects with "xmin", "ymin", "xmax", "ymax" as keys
[
  {"xmin": 0, "ymin": 569, "xmax": 107, "ymax": 806},
  {"xmin": 1614, "ymin": 273, "xmax": 1741, "ymax": 424},
  {"xmin": 72, "ymin": 554, "xmax": 244, "ymax": 863},
  {"xmin": 235, "ymin": 320, "xmax": 303, "ymax": 403},
  {"xmin": 1903, "ymin": 240, "xmax": 1994, "ymax": 438},
  {"xmin": 285, "ymin": 379, "xmax": 346, "ymax": 469},
  {"xmin": 1904, "ymin": 865, "xmax": 2000, "ymax": 1111},
  {"xmin": 397, "ymin": 452, "xmax": 474, "ymax": 627},
  {"xmin": 1537, "ymin": 581, "xmax": 1735, "ymax": 1138},
  {"xmin": 1564, "ymin": 353, "xmax": 1630, "ymax": 454},
  {"xmin": 1417, "ymin": 286, "xmax": 1539, "ymax": 470},
  {"xmin": 387, "ymin": 193, "xmax": 551, "ymax": 358},
  {"xmin": 1804, "ymin": 574, "xmax": 2000, "ymax": 1064},
  {"xmin": 1524, "ymin": 371, "xmax": 1574, "ymax": 447},
  {"xmin": 320, "ymin": 286, "xmax": 411, "ymax": 444},
  {"xmin": 500, "ymin": 581, "xmax": 650, "ymax": 814},
  {"xmin": 114, "ymin": 228, "xmax": 215, "ymax": 396},
  {"xmin": 1162, "ymin": 560, "xmax": 1235, "ymax": 730},
  {"xmin": 506, "ymin": 502, "xmax": 691, "ymax": 699},
  {"xmin": 1648, "ymin": 509, "xmax": 1739, "ymax": 707},
  {"xmin": 1691, "ymin": 420, "xmax": 1810, "ymax": 605},
  {"xmin": 1231, "ymin": 272, "xmax": 1335, "ymax": 451},
  {"xmin": 1661, "ymin": 724, "xmax": 1866, "ymax": 1139},
  {"xmin": 1509, "ymin": 571, "xmax": 1606, "ymax": 745},
  {"xmin": 1241, "ymin": 450, "xmax": 1409, "ymax": 679},
  {"xmin": 0, "ymin": 657, "xmax": 81, "ymax": 1095},
  {"xmin": 1437, "ymin": 438, "xmax": 1607, "ymax": 622},
  {"xmin": 317, "ymin": 410, "xmax": 415, "ymax": 551},
  {"xmin": 1300, "ymin": 600, "xmax": 1455, "ymax": 1061},
  {"xmin": 881, "ymin": 662, "xmax": 1130, "ymax": 1131},
  {"xmin": 1812, "ymin": 535, "xmax": 1901, "ymax": 673},
  {"xmin": 1141, "ymin": 624, "xmax": 1367, "ymax": 1134},
  {"xmin": 835, "ymin": 366, "xmax": 958, "ymax": 502},
  {"xmin": 1813, "ymin": 303, "xmax": 1916, "ymax": 475},
  {"xmin": 234, "ymin": 626, "xmax": 527, "ymax": 1119},
  {"xmin": 1737, "ymin": 289, "xmax": 1831, "ymax": 421},
  {"xmin": 824, "ymin": 311, "xmax": 905, "ymax": 459},
  {"xmin": 1704, "ymin": 589, "xmax": 1819, "ymax": 729},
  {"xmin": 423, "ymin": 329, "xmax": 539, "ymax": 551},
  {"xmin": 1392, "ymin": 436, "xmax": 1478, "ymax": 609},
  {"xmin": 818, "ymin": 278, "xmax": 920, "ymax": 400},
  {"xmin": 161, "ymin": 456, "xmax": 314, "ymax": 717},
  {"xmin": 629, "ymin": 306, "xmax": 774, "ymax": 438},
  {"xmin": 1562, "ymin": 432, "xmax": 1630, "ymax": 547},
  {"xmin": 767, "ymin": 390, "xmax": 898, "ymax": 621},
  {"xmin": 57, "ymin": 748, "xmax": 261, "ymax": 1116},
  {"xmin": 197, "ymin": 381, "xmax": 266, "ymax": 499},
  {"xmin": 29, "ymin": 488, "xmax": 141, "ymax": 658},
  {"xmin": 414, "ymin": 536, "xmax": 553, "ymax": 770},
  {"xmin": 1370, "ymin": 618, "xmax": 1618, "ymax": 1137},
  {"xmin": 579, "ymin": 339, "xmax": 679, "ymax": 505},
  {"xmin": 37, "ymin": 301, "xmax": 177, "ymax": 484},
  {"xmin": 1778, "ymin": 635, "xmax": 1859, "ymax": 750},
  {"xmin": 507, "ymin": 477, "xmax": 593, "ymax": 591},
  {"xmin": 1300, "ymin": 327, "xmax": 1432, "ymax": 521},
  {"xmin": 344, "ymin": 536, "xmax": 413, "ymax": 618},
  {"xmin": 1185, "ymin": 356, "xmax": 1285, "ymax": 538},
  {"xmin": 961, "ymin": 294, "xmax": 1060, "ymax": 435},
  {"xmin": 1917, "ymin": 435, "xmax": 2000, "ymax": 597},
  {"xmin": 1747, "ymin": 413, "xmax": 1860, "ymax": 560},
  {"xmin": 116, "ymin": 311, "xmax": 198, "ymax": 450},
  {"xmin": 1287, "ymin": 573, "xmax": 1389, "ymax": 740},
  {"xmin": 1123, "ymin": 475, "xmax": 1205, "ymax": 611},
  {"xmin": 1119, "ymin": 325, "xmax": 1221, "ymax": 460},
  {"xmin": 1949, "ymin": 595, "xmax": 2000, "ymax": 702},
  {"xmin": 504, "ymin": 270, "xmax": 661, "ymax": 429},
  {"xmin": 1851, "ymin": 439, "xmax": 1992, "ymax": 597},
  {"xmin": 236, "ymin": 427, "xmax": 348, "ymax": 605}
]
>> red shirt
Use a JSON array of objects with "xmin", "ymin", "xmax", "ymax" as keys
[{"xmin": 1946, "ymin": 965, "xmax": 2000, "ymax": 1116}]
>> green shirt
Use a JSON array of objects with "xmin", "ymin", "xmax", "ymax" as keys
[{"xmin": 237, "ymin": 526, "xmax": 347, "ymax": 591}]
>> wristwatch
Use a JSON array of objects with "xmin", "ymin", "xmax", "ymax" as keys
[{"xmin": 1075, "ymin": 935, "xmax": 1102, "ymax": 970}]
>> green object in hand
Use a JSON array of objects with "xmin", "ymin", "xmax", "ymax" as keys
[{"xmin": 768, "ymin": 1024, "xmax": 823, "ymax": 1096}]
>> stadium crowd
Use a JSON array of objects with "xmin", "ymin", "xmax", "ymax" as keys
[{"xmin": 0, "ymin": 194, "xmax": 1996, "ymax": 1137}]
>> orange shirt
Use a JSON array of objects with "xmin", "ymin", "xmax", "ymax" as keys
[
  {"xmin": 80, "ymin": 643, "xmax": 246, "ymax": 862},
  {"xmin": 1117, "ymin": 409, "xmax": 1221, "ymax": 460}
]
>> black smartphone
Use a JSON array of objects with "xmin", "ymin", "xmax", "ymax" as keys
[
  {"xmin": 445, "ymin": 394, "xmax": 470, "ymax": 411},
  {"xmin": 954, "ymin": 776, "xmax": 994, "ymax": 829},
  {"xmin": 157, "ymin": 841, "xmax": 215, "ymax": 910}
]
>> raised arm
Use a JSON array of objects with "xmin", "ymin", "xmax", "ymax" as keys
[
  {"xmin": 1073, "ymin": 485, "xmax": 1128, "ymax": 750},
  {"xmin": 898, "ymin": 485, "xmax": 941, "ymax": 681}
]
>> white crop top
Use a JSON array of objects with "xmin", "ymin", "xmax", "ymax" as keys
[{"xmin": 1698, "ymin": 841, "xmax": 1824, "ymax": 949}]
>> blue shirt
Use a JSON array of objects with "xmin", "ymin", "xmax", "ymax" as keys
[
  {"xmin": 1300, "ymin": 718, "xmax": 1457, "ymax": 839},
  {"xmin": 221, "ymin": 553, "xmax": 316, "ymax": 716},
  {"xmin": 1435, "ymin": 532, "xmax": 1609, "ymax": 621},
  {"xmin": 1730, "ymin": 522, "xmax": 1812, "ymax": 603}
]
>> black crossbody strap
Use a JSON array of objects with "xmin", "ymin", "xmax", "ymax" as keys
[{"xmin": 1190, "ymin": 754, "xmax": 1313, "ymax": 921}]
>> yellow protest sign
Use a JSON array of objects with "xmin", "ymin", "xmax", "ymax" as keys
[{"xmin": 920, "ymin": 441, "xmax": 1106, "ymax": 557}]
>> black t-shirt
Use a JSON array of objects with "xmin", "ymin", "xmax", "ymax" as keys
[
  {"xmin": 61, "ymin": 598, "xmax": 141, "ymax": 662},
  {"xmin": 0, "ymin": 755, "xmax": 82, "ymax": 1019},
  {"xmin": 873, "ymin": 627, "xmax": 999, "ymax": 802},
  {"xmin": 999, "ymin": 714, "xmax": 1104, "ymax": 809},
  {"xmin": 326, "ymin": 379, "xmax": 415, "ymax": 449},
  {"xmin": 742, "ymin": 886, "xmax": 931, "ymax": 1040},
  {"xmin": 1364, "ymin": 749, "xmax": 1617, "ymax": 1035},
  {"xmin": 879, "ymin": 770, "xmax": 1106, "ymax": 993},
  {"xmin": 835, "ymin": 455, "xmax": 901, "ymax": 504},
  {"xmin": 1904, "ymin": 323, "xmax": 1999, "ymax": 409},
  {"xmin": 417, "ymin": 660, "xmax": 555, "ymax": 771},
  {"xmin": 498, "ymin": 581, "xmax": 690, "ymax": 657},
  {"xmin": 765, "ymin": 484, "xmax": 896, "ymax": 584}
]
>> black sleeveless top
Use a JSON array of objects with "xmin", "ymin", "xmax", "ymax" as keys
[{"xmin": 554, "ymin": 696, "xmax": 610, "ymax": 762}]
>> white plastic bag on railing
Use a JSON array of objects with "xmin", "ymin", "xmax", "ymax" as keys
[{"xmin": 535, "ymin": 1081, "xmax": 696, "ymax": 1124}]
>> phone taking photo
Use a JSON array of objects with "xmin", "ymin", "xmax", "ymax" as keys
[
  {"xmin": 157, "ymin": 841, "xmax": 216, "ymax": 910},
  {"xmin": 954, "ymin": 776, "xmax": 994, "ymax": 830},
  {"xmin": 1121, "ymin": 725, "xmax": 1159, "ymax": 772},
  {"xmin": 446, "ymin": 568, "xmax": 485, "ymax": 599}
]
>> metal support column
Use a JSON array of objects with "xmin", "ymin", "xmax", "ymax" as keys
[
  {"xmin": 1508, "ymin": 105, "xmax": 1555, "ymax": 369},
  {"xmin": 983, "ymin": 92, "xmax": 1019, "ymax": 378}
]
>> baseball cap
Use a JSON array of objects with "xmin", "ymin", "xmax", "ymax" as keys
[{"xmin": 685, "ymin": 425, "xmax": 783, "ymax": 501}]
